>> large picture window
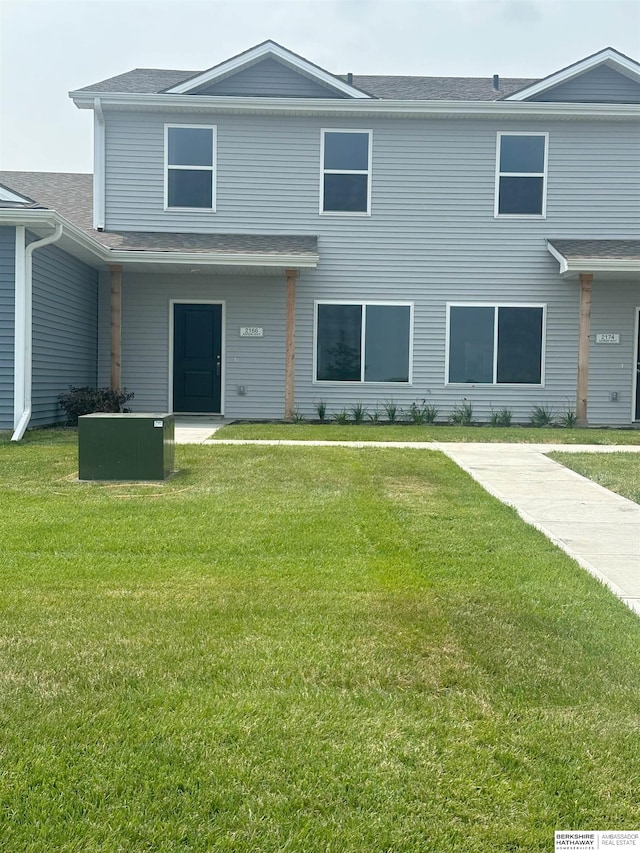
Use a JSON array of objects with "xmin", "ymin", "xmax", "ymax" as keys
[
  {"xmin": 321, "ymin": 130, "xmax": 371, "ymax": 214},
  {"xmin": 165, "ymin": 125, "xmax": 216, "ymax": 209},
  {"xmin": 316, "ymin": 302, "xmax": 412, "ymax": 383},
  {"xmin": 447, "ymin": 304, "xmax": 545, "ymax": 385},
  {"xmin": 495, "ymin": 133, "xmax": 548, "ymax": 217}
]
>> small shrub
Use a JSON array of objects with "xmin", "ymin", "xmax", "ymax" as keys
[
  {"xmin": 450, "ymin": 399, "xmax": 473, "ymax": 426},
  {"xmin": 423, "ymin": 404, "xmax": 440, "ymax": 424},
  {"xmin": 315, "ymin": 399, "xmax": 327, "ymax": 422},
  {"xmin": 489, "ymin": 406, "xmax": 513, "ymax": 427},
  {"xmin": 292, "ymin": 407, "xmax": 306, "ymax": 423},
  {"xmin": 530, "ymin": 404, "xmax": 556, "ymax": 428},
  {"xmin": 333, "ymin": 409, "xmax": 349, "ymax": 425},
  {"xmin": 368, "ymin": 409, "xmax": 382, "ymax": 425},
  {"xmin": 350, "ymin": 402, "xmax": 367, "ymax": 424},
  {"xmin": 407, "ymin": 401, "xmax": 427, "ymax": 425},
  {"xmin": 58, "ymin": 386, "xmax": 134, "ymax": 426},
  {"xmin": 559, "ymin": 406, "xmax": 577, "ymax": 428},
  {"xmin": 383, "ymin": 400, "xmax": 398, "ymax": 423}
]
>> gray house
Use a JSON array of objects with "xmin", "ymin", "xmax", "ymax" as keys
[{"xmin": 1, "ymin": 41, "xmax": 639, "ymax": 438}]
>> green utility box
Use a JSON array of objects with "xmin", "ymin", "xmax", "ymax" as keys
[{"xmin": 78, "ymin": 413, "xmax": 175, "ymax": 481}]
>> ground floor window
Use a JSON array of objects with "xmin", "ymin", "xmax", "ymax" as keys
[
  {"xmin": 447, "ymin": 304, "xmax": 544, "ymax": 385},
  {"xmin": 315, "ymin": 302, "xmax": 412, "ymax": 383}
]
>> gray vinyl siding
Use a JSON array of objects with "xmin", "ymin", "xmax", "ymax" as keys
[
  {"xmin": 195, "ymin": 58, "xmax": 347, "ymax": 98},
  {"xmin": 530, "ymin": 66, "xmax": 640, "ymax": 103},
  {"xmin": 101, "ymin": 109, "xmax": 640, "ymax": 424},
  {"xmin": 31, "ymin": 242, "xmax": 98, "ymax": 426},
  {"xmin": 104, "ymin": 112, "xmax": 640, "ymax": 235},
  {"xmin": 0, "ymin": 227, "xmax": 15, "ymax": 429}
]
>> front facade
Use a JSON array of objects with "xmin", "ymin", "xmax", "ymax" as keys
[{"xmin": 1, "ymin": 42, "xmax": 639, "ymax": 435}]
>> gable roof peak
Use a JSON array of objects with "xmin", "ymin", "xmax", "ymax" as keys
[
  {"xmin": 162, "ymin": 39, "xmax": 374, "ymax": 99},
  {"xmin": 504, "ymin": 45, "xmax": 640, "ymax": 101}
]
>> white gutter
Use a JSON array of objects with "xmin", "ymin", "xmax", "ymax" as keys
[
  {"xmin": 69, "ymin": 91, "xmax": 640, "ymax": 121},
  {"xmin": 93, "ymin": 98, "xmax": 105, "ymax": 230},
  {"xmin": 0, "ymin": 209, "xmax": 111, "ymax": 260},
  {"xmin": 108, "ymin": 250, "xmax": 319, "ymax": 267},
  {"xmin": 12, "ymin": 222, "xmax": 64, "ymax": 441}
]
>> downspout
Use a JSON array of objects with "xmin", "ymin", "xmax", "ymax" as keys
[
  {"xmin": 12, "ymin": 222, "xmax": 64, "ymax": 441},
  {"xmin": 93, "ymin": 98, "xmax": 105, "ymax": 230}
]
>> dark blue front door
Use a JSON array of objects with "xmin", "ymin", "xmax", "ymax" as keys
[{"xmin": 173, "ymin": 304, "xmax": 222, "ymax": 413}]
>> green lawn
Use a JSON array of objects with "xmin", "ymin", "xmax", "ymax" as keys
[
  {"xmin": 214, "ymin": 422, "xmax": 640, "ymax": 444},
  {"xmin": 549, "ymin": 451, "xmax": 640, "ymax": 504},
  {"xmin": 1, "ymin": 432, "xmax": 639, "ymax": 852}
]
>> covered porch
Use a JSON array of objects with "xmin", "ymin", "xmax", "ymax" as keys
[
  {"xmin": 547, "ymin": 239, "xmax": 640, "ymax": 426},
  {"xmin": 104, "ymin": 232, "xmax": 319, "ymax": 421}
]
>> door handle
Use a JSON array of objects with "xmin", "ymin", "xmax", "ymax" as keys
[{"xmin": 216, "ymin": 355, "xmax": 221, "ymax": 377}]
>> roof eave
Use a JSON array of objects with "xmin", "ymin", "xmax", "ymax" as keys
[
  {"xmin": 547, "ymin": 242, "xmax": 640, "ymax": 278},
  {"xmin": 0, "ymin": 209, "xmax": 110, "ymax": 261},
  {"xmin": 68, "ymin": 91, "xmax": 640, "ymax": 119},
  {"xmin": 109, "ymin": 249, "xmax": 319, "ymax": 267}
]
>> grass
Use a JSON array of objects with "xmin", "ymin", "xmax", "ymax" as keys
[
  {"xmin": 549, "ymin": 451, "xmax": 640, "ymax": 504},
  {"xmin": 213, "ymin": 421, "xmax": 640, "ymax": 444},
  {"xmin": 1, "ymin": 430, "xmax": 640, "ymax": 851}
]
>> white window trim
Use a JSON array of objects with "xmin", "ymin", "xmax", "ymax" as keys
[
  {"xmin": 319, "ymin": 129, "xmax": 372, "ymax": 217},
  {"xmin": 445, "ymin": 302, "xmax": 547, "ymax": 387},
  {"xmin": 164, "ymin": 124, "xmax": 217, "ymax": 212},
  {"xmin": 494, "ymin": 131, "xmax": 549, "ymax": 219},
  {"xmin": 313, "ymin": 299, "xmax": 413, "ymax": 384}
]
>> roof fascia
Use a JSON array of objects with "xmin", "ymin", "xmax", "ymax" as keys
[
  {"xmin": 109, "ymin": 250, "xmax": 319, "ymax": 268},
  {"xmin": 69, "ymin": 91, "xmax": 640, "ymax": 119},
  {"xmin": 163, "ymin": 41, "xmax": 372, "ymax": 99},
  {"xmin": 505, "ymin": 49, "xmax": 640, "ymax": 101}
]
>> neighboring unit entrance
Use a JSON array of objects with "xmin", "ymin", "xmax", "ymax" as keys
[
  {"xmin": 173, "ymin": 303, "xmax": 222, "ymax": 413},
  {"xmin": 636, "ymin": 309, "xmax": 640, "ymax": 421}
]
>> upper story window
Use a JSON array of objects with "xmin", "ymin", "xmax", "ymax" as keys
[
  {"xmin": 315, "ymin": 301, "xmax": 412, "ymax": 383},
  {"xmin": 495, "ymin": 132, "xmax": 548, "ymax": 218},
  {"xmin": 446, "ymin": 303, "xmax": 545, "ymax": 385},
  {"xmin": 321, "ymin": 130, "xmax": 372, "ymax": 215},
  {"xmin": 165, "ymin": 125, "xmax": 216, "ymax": 210}
]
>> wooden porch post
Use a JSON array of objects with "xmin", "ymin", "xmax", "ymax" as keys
[
  {"xmin": 576, "ymin": 272, "xmax": 593, "ymax": 427},
  {"xmin": 109, "ymin": 264, "xmax": 123, "ymax": 390},
  {"xmin": 284, "ymin": 268, "xmax": 297, "ymax": 420}
]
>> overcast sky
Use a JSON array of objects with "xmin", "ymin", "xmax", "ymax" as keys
[{"xmin": 1, "ymin": 0, "xmax": 639, "ymax": 174}]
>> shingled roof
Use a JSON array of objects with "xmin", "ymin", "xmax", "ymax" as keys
[
  {"xmin": 76, "ymin": 68, "xmax": 537, "ymax": 101},
  {"xmin": 547, "ymin": 239, "xmax": 640, "ymax": 260},
  {"xmin": 0, "ymin": 171, "xmax": 318, "ymax": 258}
]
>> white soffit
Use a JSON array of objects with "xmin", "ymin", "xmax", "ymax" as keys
[
  {"xmin": 164, "ymin": 40, "xmax": 372, "ymax": 99},
  {"xmin": 505, "ymin": 48, "xmax": 640, "ymax": 101}
]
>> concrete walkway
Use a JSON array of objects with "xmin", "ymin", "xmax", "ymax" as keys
[
  {"xmin": 174, "ymin": 418, "xmax": 228, "ymax": 444},
  {"xmin": 176, "ymin": 426, "xmax": 640, "ymax": 615},
  {"xmin": 435, "ymin": 443, "xmax": 640, "ymax": 616}
]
